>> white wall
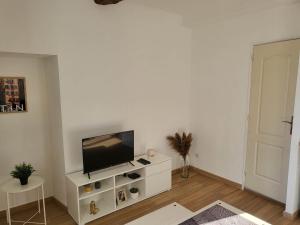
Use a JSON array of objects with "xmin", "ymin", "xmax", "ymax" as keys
[
  {"xmin": 44, "ymin": 56, "xmax": 66, "ymax": 206},
  {"xmin": 0, "ymin": 54, "xmax": 53, "ymax": 211},
  {"xmin": 4, "ymin": 0, "xmax": 299, "ymax": 214},
  {"xmin": 0, "ymin": 0, "xmax": 191, "ymax": 205},
  {"xmin": 286, "ymin": 57, "xmax": 300, "ymax": 214},
  {"xmin": 57, "ymin": 6, "xmax": 192, "ymax": 174},
  {"xmin": 190, "ymin": 3, "xmax": 300, "ymax": 213}
]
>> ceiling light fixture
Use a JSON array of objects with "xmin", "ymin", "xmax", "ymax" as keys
[{"xmin": 94, "ymin": 0, "xmax": 124, "ymax": 5}]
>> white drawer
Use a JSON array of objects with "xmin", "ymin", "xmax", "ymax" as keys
[
  {"xmin": 145, "ymin": 160, "xmax": 172, "ymax": 177},
  {"xmin": 145, "ymin": 170, "xmax": 171, "ymax": 197}
]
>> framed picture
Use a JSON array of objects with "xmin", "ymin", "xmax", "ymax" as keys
[
  {"xmin": 0, "ymin": 77, "xmax": 27, "ymax": 113},
  {"xmin": 116, "ymin": 188, "xmax": 127, "ymax": 205}
]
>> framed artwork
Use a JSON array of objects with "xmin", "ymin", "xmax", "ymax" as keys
[
  {"xmin": 116, "ymin": 188, "xmax": 127, "ymax": 205},
  {"xmin": 0, "ymin": 77, "xmax": 27, "ymax": 113}
]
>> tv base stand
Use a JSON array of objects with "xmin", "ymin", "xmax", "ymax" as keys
[
  {"xmin": 129, "ymin": 161, "xmax": 135, "ymax": 167},
  {"xmin": 66, "ymin": 153, "xmax": 172, "ymax": 225}
]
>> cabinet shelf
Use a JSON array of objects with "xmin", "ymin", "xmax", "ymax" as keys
[
  {"xmin": 116, "ymin": 195, "xmax": 145, "ymax": 210},
  {"xmin": 79, "ymin": 177, "xmax": 114, "ymax": 200},
  {"xmin": 66, "ymin": 153, "xmax": 172, "ymax": 225},
  {"xmin": 79, "ymin": 186, "xmax": 114, "ymax": 200},
  {"xmin": 80, "ymin": 198, "xmax": 114, "ymax": 224},
  {"xmin": 115, "ymin": 176, "xmax": 144, "ymax": 188}
]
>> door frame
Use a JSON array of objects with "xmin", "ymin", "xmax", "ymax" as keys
[{"xmin": 241, "ymin": 38, "xmax": 300, "ymax": 201}]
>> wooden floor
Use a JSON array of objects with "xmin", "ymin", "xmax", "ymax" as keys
[{"xmin": 1, "ymin": 170, "xmax": 300, "ymax": 225}]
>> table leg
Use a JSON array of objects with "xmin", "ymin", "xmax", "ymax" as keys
[
  {"xmin": 6, "ymin": 193, "xmax": 11, "ymax": 225},
  {"xmin": 38, "ymin": 187, "xmax": 41, "ymax": 213},
  {"xmin": 6, "ymin": 209, "xmax": 8, "ymax": 224},
  {"xmin": 42, "ymin": 184, "xmax": 47, "ymax": 225}
]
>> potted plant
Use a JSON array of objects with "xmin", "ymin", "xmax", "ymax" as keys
[
  {"xmin": 167, "ymin": 132, "xmax": 193, "ymax": 178},
  {"xmin": 10, "ymin": 162, "xmax": 35, "ymax": 185},
  {"xmin": 129, "ymin": 187, "xmax": 139, "ymax": 200}
]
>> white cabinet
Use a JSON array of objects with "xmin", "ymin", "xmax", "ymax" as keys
[
  {"xmin": 145, "ymin": 161, "xmax": 172, "ymax": 177},
  {"xmin": 145, "ymin": 170, "xmax": 171, "ymax": 197},
  {"xmin": 66, "ymin": 153, "xmax": 172, "ymax": 225},
  {"xmin": 145, "ymin": 161, "xmax": 172, "ymax": 197}
]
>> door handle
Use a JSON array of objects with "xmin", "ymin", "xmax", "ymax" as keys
[{"xmin": 282, "ymin": 116, "xmax": 293, "ymax": 135}]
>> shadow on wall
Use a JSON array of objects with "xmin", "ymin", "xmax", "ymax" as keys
[{"xmin": 66, "ymin": 123, "xmax": 125, "ymax": 173}]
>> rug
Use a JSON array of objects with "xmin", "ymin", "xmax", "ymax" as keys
[{"xmin": 179, "ymin": 201, "xmax": 270, "ymax": 225}]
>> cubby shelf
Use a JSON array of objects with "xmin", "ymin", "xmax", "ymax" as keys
[
  {"xmin": 116, "ymin": 195, "xmax": 145, "ymax": 210},
  {"xmin": 79, "ymin": 177, "xmax": 114, "ymax": 200},
  {"xmin": 79, "ymin": 186, "xmax": 114, "ymax": 200},
  {"xmin": 66, "ymin": 153, "xmax": 172, "ymax": 225},
  {"xmin": 80, "ymin": 198, "xmax": 114, "ymax": 224},
  {"xmin": 115, "ymin": 176, "xmax": 144, "ymax": 188}
]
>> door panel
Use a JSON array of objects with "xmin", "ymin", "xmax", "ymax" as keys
[
  {"xmin": 245, "ymin": 39, "xmax": 300, "ymax": 203},
  {"xmin": 256, "ymin": 142, "xmax": 283, "ymax": 183},
  {"xmin": 259, "ymin": 56, "xmax": 290, "ymax": 137}
]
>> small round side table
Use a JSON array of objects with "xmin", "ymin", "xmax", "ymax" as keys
[{"xmin": 0, "ymin": 176, "xmax": 47, "ymax": 225}]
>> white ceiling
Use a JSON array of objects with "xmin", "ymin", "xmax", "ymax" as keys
[{"xmin": 129, "ymin": 0, "xmax": 300, "ymax": 26}]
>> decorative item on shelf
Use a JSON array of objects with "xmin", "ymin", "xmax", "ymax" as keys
[
  {"xmin": 94, "ymin": 181, "xmax": 101, "ymax": 189},
  {"xmin": 116, "ymin": 188, "xmax": 127, "ymax": 205},
  {"xmin": 127, "ymin": 173, "xmax": 140, "ymax": 180},
  {"xmin": 83, "ymin": 184, "xmax": 93, "ymax": 193},
  {"xmin": 147, "ymin": 149, "xmax": 156, "ymax": 158},
  {"xmin": 89, "ymin": 201, "xmax": 99, "ymax": 215},
  {"xmin": 10, "ymin": 162, "xmax": 35, "ymax": 185},
  {"xmin": 167, "ymin": 132, "xmax": 193, "ymax": 179},
  {"xmin": 129, "ymin": 187, "xmax": 139, "ymax": 200}
]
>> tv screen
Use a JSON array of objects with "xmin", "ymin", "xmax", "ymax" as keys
[{"xmin": 82, "ymin": 130, "xmax": 134, "ymax": 174}]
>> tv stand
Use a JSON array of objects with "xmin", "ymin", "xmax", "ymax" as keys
[
  {"xmin": 129, "ymin": 161, "xmax": 135, "ymax": 167},
  {"xmin": 66, "ymin": 153, "xmax": 172, "ymax": 225},
  {"xmin": 87, "ymin": 173, "xmax": 91, "ymax": 179}
]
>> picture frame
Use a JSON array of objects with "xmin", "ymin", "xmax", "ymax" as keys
[
  {"xmin": 116, "ymin": 188, "xmax": 127, "ymax": 205},
  {"xmin": 0, "ymin": 77, "xmax": 27, "ymax": 113}
]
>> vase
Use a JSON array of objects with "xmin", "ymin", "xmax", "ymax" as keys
[
  {"xmin": 181, "ymin": 155, "xmax": 190, "ymax": 178},
  {"xmin": 20, "ymin": 177, "xmax": 29, "ymax": 185}
]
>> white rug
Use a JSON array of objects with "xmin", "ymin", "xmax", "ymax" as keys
[{"xmin": 126, "ymin": 201, "xmax": 271, "ymax": 225}]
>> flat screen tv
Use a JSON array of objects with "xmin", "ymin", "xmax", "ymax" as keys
[{"xmin": 82, "ymin": 130, "xmax": 134, "ymax": 174}]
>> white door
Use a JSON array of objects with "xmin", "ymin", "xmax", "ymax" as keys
[{"xmin": 245, "ymin": 39, "xmax": 300, "ymax": 203}]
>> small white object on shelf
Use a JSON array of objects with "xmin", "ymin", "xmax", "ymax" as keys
[
  {"xmin": 147, "ymin": 149, "xmax": 156, "ymax": 157},
  {"xmin": 0, "ymin": 175, "xmax": 47, "ymax": 225}
]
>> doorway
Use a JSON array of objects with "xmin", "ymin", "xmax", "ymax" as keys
[{"xmin": 245, "ymin": 39, "xmax": 300, "ymax": 203}]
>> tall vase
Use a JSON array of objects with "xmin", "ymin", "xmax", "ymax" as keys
[{"xmin": 181, "ymin": 155, "xmax": 190, "ymax": 178}]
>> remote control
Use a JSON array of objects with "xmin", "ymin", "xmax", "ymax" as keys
[{"xmin": 137, "ymin": 158, "xmax": 151, "ymax": 165}]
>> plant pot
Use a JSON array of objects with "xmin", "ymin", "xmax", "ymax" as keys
[
  {"xmin": 130, "ymin": 192, "xmax": 139, "ymax": 200},
  {"xmin": 19, "ymin": 177, "xmax": 29, "ymax": 185}
]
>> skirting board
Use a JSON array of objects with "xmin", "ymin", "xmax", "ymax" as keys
[
  {"xmin": 2, "ymin": 168, "xmax": 296, "ymax": 221},
  {"xmin": 172, "ymin": 168, "xmax": 181, "ymax": 175},
  {"xmin": 244, "ymin": 188, "xmax": 285, "ymax": 207},
  {"xmin": 0, "ymin": 196, "xmax": 66, "ymax": 219},
  {"xmin": 190, "ymin": 166, "xmax": 242, "ymax": 190},
  {"xmin": 283, "ymin": 210, "xmax": 299, "ymax": 220},
  {"xmin": 187, "ymin": 167, "xmax": 298, "ymax": 221}
]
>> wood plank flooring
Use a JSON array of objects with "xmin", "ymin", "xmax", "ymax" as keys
[{"xmin": 1, "ymin": 170, "xmax": 300, "ymax": 225}]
